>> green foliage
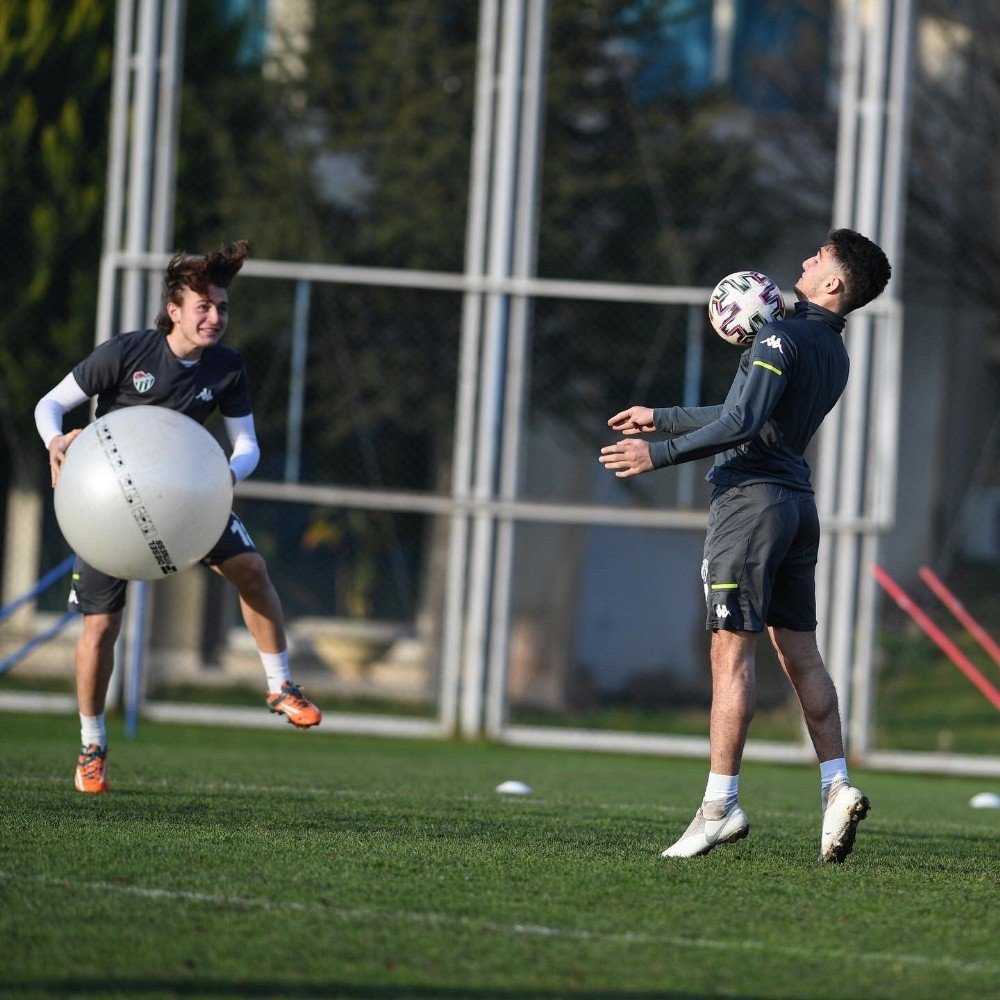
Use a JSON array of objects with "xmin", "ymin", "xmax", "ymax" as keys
[
  {"xmin": 0, "ymin": 0, "xmax": 113, "ymax": 479},
  {"xmin": 2, "ymin": 714, "xmax": 999, "ymax": 998}
]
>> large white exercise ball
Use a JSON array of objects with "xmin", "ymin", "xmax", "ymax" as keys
[{"xmin": 54, "ymin": 405, "xmax": 233, "ymax": 581}]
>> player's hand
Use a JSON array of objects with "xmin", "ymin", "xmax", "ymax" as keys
[
  {"xmin": 599, "ymin": 438, "xmax": 654, "ymax": 478},
  {"xmin": 47, "ymin": 429, "xmax": 82, "ymax": 488},
  {"xmin": 607, "ymin": 405, "xmax": 655, "ymax": 435}
]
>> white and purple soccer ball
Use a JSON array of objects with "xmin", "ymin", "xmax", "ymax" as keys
[{"xmin": 707, "ymin": 270, "xmax": 785, "ymax": 346}]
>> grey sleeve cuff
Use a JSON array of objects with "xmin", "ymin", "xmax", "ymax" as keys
[{"xmin": 648, "ymin": 440, "xmax": 673, "ymax": 469}]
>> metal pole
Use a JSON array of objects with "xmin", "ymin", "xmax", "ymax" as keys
[
  {"xmin": 124, "ymin": 580, "xmax": 150, "ymax": 739},
  {"xmin": 461, "ymin": 0, "xmax": 525, "ymax": 738},
  {"xmin": 872, "ymin": 0, "xmax": 913, "ymax": 527},
  {"xmin": 439, "ymin": 0, "xmax": 500, "ymax": 734},
  {"xmin": 485, "ymin": 0, "xmax": 547, "ymax": 738},
  {"xmin": 815, "ymin": 0, "xmax": 863, "ymax": 664},
  {"xmin": 95, "ymin": 0, "xmax": 137, "ymax": 348},
  {"xmin": 284, "ymin": 280, "xmax": 311, "ymax": 482},
  {"xmin": 828, "ymin": 0, "xmax": 889, "ymax": 730},
  {"xmin": 145, "ymin": 0, "xmax": 185, "ymax": 310},
  {"xmin": 711, "ymin": 0, "xmax": 737, "ymax": 85},
  {"xmin": 676, "ymin": 304, "xmax": 705, "ymax": 508},
  {"xmin": 118, "ymin": 0, "xmax": 168, "ymax": 730},
  {"xmin": 122, "ymin": 0, "xmax": 161, "ymax": 329},
  {"xmin": 851, "ymin": 0, "xmax": 914, "ymax": 757},
  {"xmin": 149, "ymin": 0, "xmax": 183, "ymax": 252}
]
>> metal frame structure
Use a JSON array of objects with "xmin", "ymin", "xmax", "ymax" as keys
[{"xmin": 26, "ymin": 0, "xmax": 989, "ymax": 775}]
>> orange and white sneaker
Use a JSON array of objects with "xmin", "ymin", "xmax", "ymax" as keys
[
  {"xmin": 266, "ymin": 682, "xmax": 322, "ymax": 729},
  {"xmin": 75, "ymin": 744, "xmax": 109, "ymax": 794}
]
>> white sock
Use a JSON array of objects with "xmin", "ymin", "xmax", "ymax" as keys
[
  {"xmin": 820, "ymin": 757, "xmax": 850, "ymax": 810},
  {"xmin": 80, "ymin": 713, "xmax": 107, "ymax": 749},
  {"xmin": 703, "ymin": 771, "xmax": 739, "ymax": 811},
  {"xmin": 260, "ymin": 650, "xmax": 292, "ymax": 694}
]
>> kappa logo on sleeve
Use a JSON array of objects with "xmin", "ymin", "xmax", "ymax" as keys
[
  {"xmin": 760, "ymin": 335, "xmax": 784, "ymax": 355},
  {"xmin": 132, "ymin": 371, "xmax": 155, "ymax": 392}
]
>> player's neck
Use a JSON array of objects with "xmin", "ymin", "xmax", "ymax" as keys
[
  {"xmin": 799, "ymin": 292, "xmax": 844, "ymax": 316},
  {"xmin": 165, "ymin": 330, "xmax": 204, "ymax": 362}
]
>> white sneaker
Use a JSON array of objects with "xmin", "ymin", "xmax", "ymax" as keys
[
  {"xmin": 820, "ymin": 780, "xmax": 870, "ymax": 863},
  {"xmin": 661, "ymin": 800, "xmax": 750, "ymax": 858}
]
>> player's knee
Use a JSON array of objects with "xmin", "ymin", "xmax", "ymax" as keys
[
  {"xmin": 771, "ymin": 627, "xmax": 819, "ymax": 662},
  {"xmin": 223, "ymin": 552, "xmax": 271, "ymax": 594},
  {"xmin": 80, "ymin": 614, "xmax": 121, "ymax": 651}
]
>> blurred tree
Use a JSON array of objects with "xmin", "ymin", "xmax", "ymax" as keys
[
  {"xmin": 0, "ymin": 0, "xmax": 113, "ymax": 600},
  {"xmin": 0, "ymin": 0, "xmax": 113, "ymax": 484}
]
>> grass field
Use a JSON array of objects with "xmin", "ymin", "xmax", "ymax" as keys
[{"xmin": 1, "ymin": 712, "xmax": 997, "ymax": 999}]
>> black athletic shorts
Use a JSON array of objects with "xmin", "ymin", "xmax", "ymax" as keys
[
  {"xmin": 701, "ymin": 483, "xmax": 820, "ymax": 633},
  {"xmin": 67, "ymin": 512, "xmax": 257, "ymax": 616}
]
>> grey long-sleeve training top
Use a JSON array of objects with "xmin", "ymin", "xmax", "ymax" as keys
[{"xmin": 648, "ymin": 300, "xmax": 849, "ymax": 493}]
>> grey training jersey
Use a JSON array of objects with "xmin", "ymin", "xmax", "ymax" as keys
[
  {"xmin": 649, "ymin": 301, "xmax": 849, "ymax": 492},
  {"xmin": 72, "ymin": 328, "xmax": 252, "ymax": 426}
]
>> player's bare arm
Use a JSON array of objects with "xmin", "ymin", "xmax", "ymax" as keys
[
  {"xmin": 599, "ymin": 438, "xmax": 654, "ymax": 478},
  {"xmin": 47, "ymin": 429, "xmax": 82, "ymax": 488},
  {"xmin": 607, "ymin": 405, "xmax": 655, "ymax": 435}
]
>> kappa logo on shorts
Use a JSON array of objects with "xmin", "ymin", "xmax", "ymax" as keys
[
  {"xmin": 715, "ymin": 604, "xmax": 731, "ymax": 619},
  {"xmin": 132, "ymin": 371, "xmax": 155, "ymax": 393}
]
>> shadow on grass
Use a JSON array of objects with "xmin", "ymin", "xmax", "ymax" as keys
[{"xmin": 3, "ymin": 980, "xmax": 710, "ymax": 999}]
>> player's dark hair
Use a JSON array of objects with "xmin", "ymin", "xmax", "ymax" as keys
[
  {"xmin": 826, "ymin": 229, "xmax": 891, "ymax": 314},
  {"xmin": 155, "ymin": 240, "xmax": 250, "ymax": 335}
]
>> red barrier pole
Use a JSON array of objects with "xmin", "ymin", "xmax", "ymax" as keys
[
  {"xmin": 870, "ymin": 564, "xmax": 1000, "ymax": 712},
  {"xmin": 918, "ymin": 566, "xmax": 1000, "ymax": 668}
]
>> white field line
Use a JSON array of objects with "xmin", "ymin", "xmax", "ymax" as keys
[
  {"xmin": 0, "ymin": 869, "xmax": 995, "ymax": 976},
  {"xmin": 7, "ymin": 773, "xmax": 996, "ymax": 835}
]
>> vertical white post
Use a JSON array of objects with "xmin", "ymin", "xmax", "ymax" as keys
[
  {"xmin": 438, "ymin": 0, "xmax": 500, "ymax": 734},
  {"xmin": 149, "ymin": 0, "xmax": 183, "ymax": 253},
  {"xmin": 485, "ymin": 0, "xmax": 548, "ymax": 738},
  {"xmin": 676, "ymin": 304, "xmax": 705, "ymax": 508},
  {"xmin": 284, "ymin": 280, "xmax": 311, "ymax": 483},
  {"xmin": 827, "ymin": 0, "xmax": 890, "ymax": 738},
  {"xmin": 145, "ymin": 0, "xmax": 185, "ymax": 310},
  {"xmin": 116, "ymin": 0, "xmax": 183, "ymax": 729},
  {"xmin": 850, "ymin": 0, "xmax": 913, "ymax": 756},
  {"xmin": 122, "ymin": 0, "xmax": 161, "ymax": 329},
  {"xmin": 95, "ymin": 0, "xmax": 138, "ymax": 348},
  {"xmin": 711, "ymin": 0, "xmax": 737, "ymax": 85},
  {"xmin": 461, "ymin": 0, "xmax": 526, "ymax": 738},
  {"xmin": 815, "ymin": 0, "xmax": 863, "ymax": 665}
]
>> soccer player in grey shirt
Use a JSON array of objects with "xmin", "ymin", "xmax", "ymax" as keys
[
  {"xmin": 35, "ymin": 241, "xmax": 322, "ymax": 794},
  {"xmin": 600, "ymin": 229, "xmax": 891, "ymax": 863}
]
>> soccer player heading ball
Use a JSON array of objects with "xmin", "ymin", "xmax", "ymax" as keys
[
  {"xmin": 35, "ymin": 241, "xmax": 322, "ymax": 795},
  {"xmin": 600, "ymin": 229, "xmax": 891, "ymax": 863}
]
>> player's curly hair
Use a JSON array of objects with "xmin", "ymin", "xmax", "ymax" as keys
[
  {"xmin": 155, "ymin": 240, "xmax": 250, "ymax": 335},
  {"xmin": 827, "ymin": 229, "xmax": 891, "ymax": 314}
]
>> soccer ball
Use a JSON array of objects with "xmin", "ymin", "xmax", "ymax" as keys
[{"xmin": 708, "ymin": 271, "xmax": 785, "ymax": 346}]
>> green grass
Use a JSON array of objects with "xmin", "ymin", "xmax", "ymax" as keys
[
  {"xmin": 1, "ymin": 713, "xmax": 998, "ymax": 999},
  {"xmin": 875, "ymin": 627, "xmax": 1000, "ymax": 755}
]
